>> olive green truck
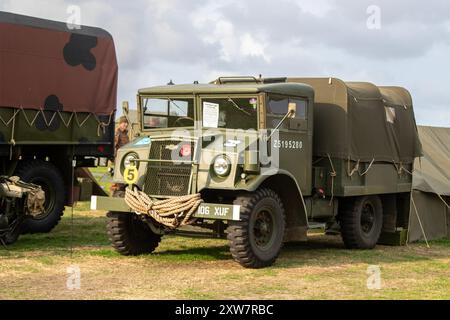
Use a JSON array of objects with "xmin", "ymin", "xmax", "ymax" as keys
[{"xmin": 92, "ymin": 76, "xmax": 422, "ymax": 268}]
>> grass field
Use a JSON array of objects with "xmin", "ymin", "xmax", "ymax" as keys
[{"xmin": 0, "ymin": 202, "xmax": 449, "ymax": 300}]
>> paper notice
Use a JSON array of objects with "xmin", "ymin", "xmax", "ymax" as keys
[{"xmin": 203, "ymin": 102, "xmax": 219, "ymax": 128}]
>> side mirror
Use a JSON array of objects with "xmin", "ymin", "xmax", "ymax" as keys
[{"xmin": 288, "ymin": 102, "xmax": 297, "ymax": 118}]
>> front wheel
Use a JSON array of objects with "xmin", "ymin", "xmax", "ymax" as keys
[
  {"xmin": 107, "ymin": 212, "xmax": 162, "ymax": 256},
  {"xmin": 339, "ymin": 195, "xmax": 383, "ymax": 249},
  {"xmin": 227, "ymin": 188, "xmax": 286, "ymax": 268}
]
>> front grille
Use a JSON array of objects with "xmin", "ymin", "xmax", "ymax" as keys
[{"xmin": 144, "ymin": 140, "xmax": 194, "ymax": 197}]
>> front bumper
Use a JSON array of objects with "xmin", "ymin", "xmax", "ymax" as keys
[{"xmin": 90, "ymin": 196, "xmax": 241, "ymax": 221}]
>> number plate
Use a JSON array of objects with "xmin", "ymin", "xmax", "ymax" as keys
[{"xmin": 194, "ymin": 203, "xmax": 240, "ymax": 221}]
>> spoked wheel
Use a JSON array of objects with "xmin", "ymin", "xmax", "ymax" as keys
[
  {"xmin": 340, "ymin": 195, "xmax": 383, "ymax": 249},
  {"xmin": 227, "ymin": 188, "xmax": 286, "ymax": 268},
  {"xmin": 14, "ymin": 160, "xmax": 65, "ymax": 234}
]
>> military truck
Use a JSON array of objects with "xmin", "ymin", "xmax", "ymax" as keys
[
  {"xmin": 92, "ymin": 76, "xmax": 422, "ymax": 268},
  {"xmin": 0, "ymin": 12, "xmax": 117, "ymax": 244}
]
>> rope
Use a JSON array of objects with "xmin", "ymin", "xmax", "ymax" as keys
[
  {"xmin": 124, "ymin": 186, "xmax": 203, "ymax": 229},
  {"xmin": 400, "ymin": 163, "xmax": 413, "ymax": 176},
  {"xmin": 437, "ymin": 193, "xmax": 450, "ymax": 210},
  {"xmin": 326, "ymin": 154, "xmax": 337, "ymax": 207},
  {"xmin": 1, "ymin": 108, "xmax": 115, "ymax": 138},
  {"xmin": 392, "ymin": 160, "xmax": 402, "ymax": 175},
  {"xmin": 347, "ymin": 158, "xmax": 360, "ymax": 177},
  {"xmin": 94, "ymin": 112, "xmax": 114, "ymax": 136},
  {"xmin": 359, "ymin": 158, "xmax": 375, "ymax": 176}
]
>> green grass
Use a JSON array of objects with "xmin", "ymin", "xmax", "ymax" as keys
[
  {"xmin": 87, "ymin": 167, "xmax": 112, "ymax": 196},
  {"xmin": 0, "ymin": 206, "xmax": 449, "ymax": 300}
]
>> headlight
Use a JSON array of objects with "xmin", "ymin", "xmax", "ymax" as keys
[
  {"xmin": 213, "ymin": 154, "xmax": 231, "ymax": 177},
  {"xmin": 122, "ymin": 152, "xmax": 139, "ymax": 172}
]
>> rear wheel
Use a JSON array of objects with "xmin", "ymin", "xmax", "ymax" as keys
[
  {"xmin": 227, "ymin": 188, "xmax": 286, "ymax": 268},
  {"xmin": 339, "ymin": 195, "xmax": 383, "ymax": 249},
  {"xmin": 14, "ymin": 160, "xmax": 65, "ymax": 234}
]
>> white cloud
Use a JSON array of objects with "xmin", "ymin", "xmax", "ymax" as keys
[
  {"xmin": 1, "ymin": 0, "xmax": 449, "ymax": 126},
  {"xmin": 240, "ymin": 33, "xmax": 271, "ymax": 62}
]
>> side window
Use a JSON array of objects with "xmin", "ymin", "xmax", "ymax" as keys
[
  {"xmin": 290, "ymin": 98, "xmax": 307, "ymax": 119},
  {"xmin": 266, "ymin": 95, "xmax": 308, "ymax": 129},
  {"xmin": 267, "ymin": 95, "xmax": 289, "ymax": 129}
]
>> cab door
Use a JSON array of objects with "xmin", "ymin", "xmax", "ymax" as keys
[{"xmin": 265, "ymin": 94, "xmax": 312, "ymax": 195}]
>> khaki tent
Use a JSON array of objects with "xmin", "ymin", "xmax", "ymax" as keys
[{"xmin": 408, "ymin": 126, "xmax": 450, "ymax": 242}]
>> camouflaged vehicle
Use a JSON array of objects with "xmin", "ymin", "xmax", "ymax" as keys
[
  {"xmin": 92, "ymin": 76, "xmax": 422, "ymax": 268},
  {"xmin": 0, "ymin": 12, "xmax": 117, "ymax": 244}
]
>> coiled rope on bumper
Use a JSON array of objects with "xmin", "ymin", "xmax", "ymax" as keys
[{"xmin": 124, "ymin": 186, "xmax": 203, "ymax": 229}]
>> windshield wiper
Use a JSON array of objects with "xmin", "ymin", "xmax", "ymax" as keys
[
  {"xmin": 227, "ymin": 97, "xmax": 252, "ymax": 116},
  {"xmin": 167, "ymin": 97, "xmax": 186, "ymax": 116}
]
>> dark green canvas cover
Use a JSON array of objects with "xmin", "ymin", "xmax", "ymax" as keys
[{"xmin": 285, "ymin": 78, "xmax": 422, "ymax": 163}]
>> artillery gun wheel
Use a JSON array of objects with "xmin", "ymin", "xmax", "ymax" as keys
[
  {"xmin": 339, "ymin": 195, "xmax": 383, "ymax": 249},
  {"xmin": 227, "ymin": 188, "xmax": 286, "ymax": 268},
  {"xmin": 1, "ymin": 226, "xmax": 21, "ymax": 246},
  {"xmin": 15, "ymin": 160, "xmax": 65, "ymax": 234}
]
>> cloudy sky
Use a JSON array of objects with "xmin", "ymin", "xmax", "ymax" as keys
[{"xmin": 1, "ymin": 0, "xmax": 449, "ymax": 126}]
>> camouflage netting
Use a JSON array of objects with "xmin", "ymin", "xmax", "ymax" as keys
[{"xmin": 285, "ymin": 78, "xmax": 422, "ymax": 164}]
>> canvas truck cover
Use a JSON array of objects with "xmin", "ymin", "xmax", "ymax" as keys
[
  {"xmin": 0, "ymin": 11, "xmax": 118, "ymax": 115},
  {"xmin": 285, "ymin": 78, "xmax": 422, "ymax": 163}
]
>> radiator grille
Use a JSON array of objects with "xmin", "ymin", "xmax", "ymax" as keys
[{"xmin": 144, "ymin": 140, "xmax": 194, "ymax": 197}]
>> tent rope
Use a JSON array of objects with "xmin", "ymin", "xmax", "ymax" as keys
[
  {"xmin": 437, "ymin": 193, "xmax": 450, "ymax": 210},
  {"xmin": 410, "ymin": 194, "xmax": 430, "ymax": 248}
]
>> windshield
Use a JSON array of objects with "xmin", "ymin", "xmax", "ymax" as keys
[
  {"xmin": 142, "ymin": 97, "xmax": 194, "ymax": 129},
  {"xmin": 201, "ymin": 97, "xmax": 258, "ymax": 130}
]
